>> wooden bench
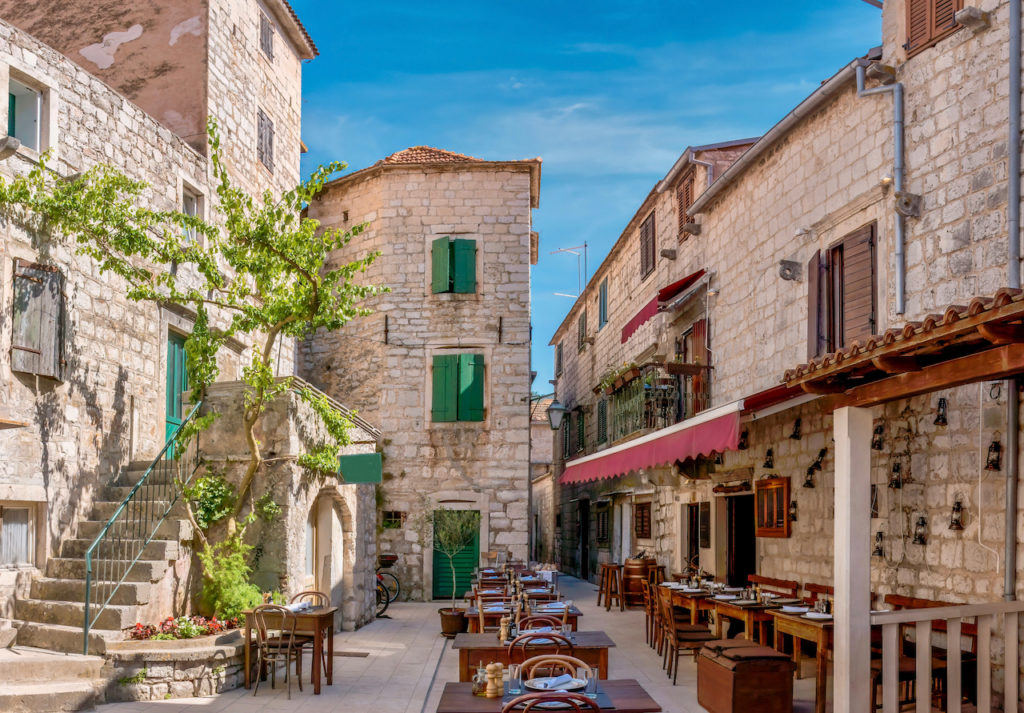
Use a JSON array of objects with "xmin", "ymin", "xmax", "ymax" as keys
[{"xmin": 748, "ymin": 574, "xmax": 800, "ymax": 598}]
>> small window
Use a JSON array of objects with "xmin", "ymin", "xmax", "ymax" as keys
[
  {"xmin": 677, "ymin": 174, "xmax": 695, "ymax": 239},
  {"xmin": 382, "ymin": 511, "xmax": 406, "ymax": 529},
  {"xmin": 259, "ymin": 12, "xmax": 275, "ymax": 60},
  {"xmin": 8, "ymin": 78, "xmax": 41, "ymax": 152},
  {"xmin": 905, "ymin": 0, "xmax": 963, "ymax": 58},
  {"xmin": 633, "ymin": 502, "xmax": 652, "ymax": 540},
  {"xmin": 596, "ymin": 399, "xmax": 608, "ymax": 444},
  {"xmin": 577, "ymin": 311, "xmax": 587, "ymax": 352},
  {"xmin": 431, "ymin": 353, "xmax": 485, "ymax": 422},
  {"xmin": 0, "ymin": 506, "xmax": 33, "ymax": 566},
  {"xmin": 595, "ymin": 509, "xmax": 609, "ymax": 544},
  {"xmin": 639, "ymin": 212, "xmax": 655, "ymax": 280},
  {"xmin": 554, "ymin": 342, "xmax": 563, "ymax": 377},
  {"xmin": 598, "ymin": 278, "xmax": 608, "ymax": 329},
  {"xmin": 182, "ymin": 188, "xmax": 201, "ymax": 246},
  {"xmin": 431, "ymin": 236, "xmax": 477, "ymax": 294},
  {"xmin": 11, "ymin": 260, "xmax": 66, "ymax": 381},
  {"xmin": 257, "ymin": 108, "xmax": 274, "ymax": 172},
  {"xmin": 755, "ymin": 476, "xmax": 791, "ymax": 538}
]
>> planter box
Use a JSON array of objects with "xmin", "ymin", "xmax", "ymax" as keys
[{"xmin": 697, "ymin": 639, "xmax": 795, "ymax": 713}]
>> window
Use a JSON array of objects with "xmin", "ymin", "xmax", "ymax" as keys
[
  {"xmin": 562, "ymin": 417, "xmax": 572, "ymax": 458},
  {"xmin": 554, "ymin": 342, "xmax": 563, "ymax": 377},
  {"xmin": 639, "ymin": 212, "xmax": 655, "ymax": 280},
  {"xmin": 677, "ymin": 173, "xmax": 695, "ymax": 239},
  {"xmin": 8, "ymin": 78, "xmax": 41, "ymax": 152},
  {"xmin": 182, "ymin": 188, "xmax": 200, "ymax": 246},
  {"xmin": 576, "ymin": 409, "xmax": 585, "ymax": 453},
  {"xmin": 595, "ymin": 509, "xmax": 609, "ymax": 544},
  {"xmin": 596, "ymin": 399, "xmax": 608, "ymax": 444},
  {"xmin": 633, "ymin": 502, "xmax": 651, "ymax": 540},
  {"xmin": 807, "ymin": 223, "xmax": 877, "ymax": 359},
  {"xmin": 431, "ymin": 353, "xmax": 485, "ymax": 422},
  {"xmin": 11, "ymin": 260, "xmax": 66, "ymax": 381},
  {"xmin": 382, "ymin": 511, "xmax": 406, "ymax": 529},
  {"xmin": 257, "ymin": 108, "xmax": 274, "ymax": 172},
  {"xmin": 598, "ymin": 278, "xmax": 608, "ymax": 329},
  {"xmin": 755, "ymin": 476, "xmax": 791, "ymax": 538},
  {"xmin": 259, "ymin": 12, "xmax": 275, "ymax": 59},
  {"xmin": 577, "ymin": 310, "xmax": 587, "ymax": 352},
  {"xmin": 0, "ymin": 506, "xmax": 32, "ymax": 566},
  {"xmin": 905, "ymin": 0, "xmax": 963, "ymax": 57},
  {"xmin": 431, "ymin": 236, "xmax": 477, "ymax": 294}
]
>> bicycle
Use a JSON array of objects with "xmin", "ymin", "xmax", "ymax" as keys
[
  {"xmin": 377, "ymin": 553, "xmax": 401, "ymax": 604},
  {"xmin": 375, "ymin": 578, "xmax": 390, "ymax": 617}
]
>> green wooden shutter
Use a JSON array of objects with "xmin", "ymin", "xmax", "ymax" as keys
[
  {"xmin": 597, "ymin": 400, "xmax": 607, "ymax": 443},
  {"xmin": 431, "ymin": 236, "xmax": 452, "ymax": 293},
  {"xmin": 598, "ymin": 279, "xmax": 608, "ymax": 328},
  {"xmin": 452, "ymin": 239, "xmax": 477, "ymax": 293},
  {"xmin": 576, "ymin": 410, "xmax": 585, "ymax": 452},
  {"xmin": 7, "ymin": 94, "xmax": 15, "ymax": 137},
  {"xmin": 431, "ymin": 511, "xmax": 479, "ymax": 599},
  {"xmin": 457, "ymin": 353, "xmax": 485, "ymax": 421},
  {"xmin": 431, "ymin": 354, "xmax": 458, "ymax": 421}
]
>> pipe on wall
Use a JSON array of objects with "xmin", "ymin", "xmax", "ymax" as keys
[
  {"xmin": 1006, "ymin": 0, "xmax": 1022, "ymax": 603},
  {"xmin": 855, "ymin": 64, "xmax": 906, "ymax": 315}
]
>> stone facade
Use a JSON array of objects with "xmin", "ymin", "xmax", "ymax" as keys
[{"xmin": 300, "ymin": 148, "xmax": 541, "ymax": 599}]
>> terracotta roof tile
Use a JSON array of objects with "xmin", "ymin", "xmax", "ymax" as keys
[
  {"xmin": 383, "ymin": 146, "xmax": 485, "ymax": 165},
  {"xmin": 277, "ymin": 0, "xmax": 318, "ymax": 57}
]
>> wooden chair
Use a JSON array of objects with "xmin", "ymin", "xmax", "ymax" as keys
[
  {"xmin": 502, "ymin": 692, "xmax": 600, "ymax": 712},
  {"xmin": 640, "ymin": 579, "xmax": 656, "ymax": 647},
  {"xmin": 289, "ymin": 590, "xmax": 330, "ymax": 681},
  {"xmin": 747, "ymin": 574, "xmax": 800, "ymax": 598},
  {"xmin": 520, "ymin": 654, "xmax": 593, "ymax": 680},
  {"xmin": 476, "ymin": 595, "xmax": 507, "ymax": 633},
  {"xmin": 656, "ymin": 586, "xmax": 715, "ymax": 684},
  {"xmin": 803, "ymin": 582, "xmax": 833, "ymax": 603},
  {"xmin": 519, "ymin": 615, "xmax": 563, "ymax": 630},
  {"xmin": 507, "ymin": 632, "xmax": 574, "ymax": 664},
  {"xmin": 251, "ymin": 604, "xmax": 304, "ymax": 699}
]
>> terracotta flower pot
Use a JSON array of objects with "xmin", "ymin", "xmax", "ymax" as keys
[{"xmin": 439, "ymin": 607, "xmax": 468, "ymax": 638}]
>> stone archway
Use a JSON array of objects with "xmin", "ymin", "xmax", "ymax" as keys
[{"xmin": 308, "ymin": 484, "xmax": 372, "ymax": 630}]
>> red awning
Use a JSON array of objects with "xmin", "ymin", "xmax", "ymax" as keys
[
  {"xmin": 621, "ymin": 269, "xmax": 706, "ymax": 344},
  {"xmin": 559, "ymin": 402, "xmax": 741, "ymax": 485}
]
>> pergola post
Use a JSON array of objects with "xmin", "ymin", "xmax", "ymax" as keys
[{"xmin": 833, "ymin": 406, "xmax": 872, "ymax": 713}]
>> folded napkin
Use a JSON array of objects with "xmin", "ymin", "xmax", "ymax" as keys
[
  {"xmin": 284, "ymin": 603, "xmax": 304, "ymax": 613},
  {"xmin": 531, "ymin": 674, "xmax": 573, "ymax": 690}
]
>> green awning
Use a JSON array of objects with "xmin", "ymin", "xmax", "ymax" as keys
[{"xmin": 338, "ymin": 452, "xmax": 382, "ymax": 484}]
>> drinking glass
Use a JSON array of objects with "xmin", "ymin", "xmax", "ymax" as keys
[
  {"xmin": 565, "ymin": 599, "xmax": 574, "ymax": 611},
  {"xmin": 507, "ymin": 663, "xmax": 522, "ymax": 695},
  {"xmin": 561, "ymin": 623, "xmax": 575, "ymax": 642},
  {"xmin": 584, "ymin": 668, "xmax": 598, "ymax": 699}
]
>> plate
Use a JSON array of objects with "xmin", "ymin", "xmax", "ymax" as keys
[
  {"xmin": 723, "ymin": 587, "xmax": 744, "ymax": 592},
  {"xmin": 803, "ymin": 612, "xmax": 833, "ymax": 620},
  {"xmin": 524, "ymin": 677, "xmax": 585, "ymax": 692},
  {"xmin": 682, "ymin": 588, "xmax": 705, "ymax": 593},
  {"xmin": 781, "ymin": 606, "xmax": 810, "ymax": 614},
  {"xmin": 714, "ymin": 594, "xmax": 737, "ymax": 600},
  {"xmin": 733, "ymin": 599, "xmax": 759, "ymax": 606}
]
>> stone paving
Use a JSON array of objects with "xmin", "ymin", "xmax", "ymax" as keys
[{"xmin": 96, "ymin": 575, "xmax": 824, "ymax": 713}]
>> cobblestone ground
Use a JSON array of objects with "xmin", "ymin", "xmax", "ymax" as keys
[{"xmin": 96, "ymin": 575, "xmax": 823, "ymax": 713}]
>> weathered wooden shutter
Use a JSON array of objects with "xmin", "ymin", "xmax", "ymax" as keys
[
  {"xmin": 576, "ymin": 409, "xmax": 585, "ymax": 452},
  {"xmin": 257, "ymin": 109, "xmax": 274, "ymax": 171},
  {"xmin": 639, "ymin": 213, "xmax": 655, "ymax": 278},
  {"xmin": 598, "ymin": 278, "xmax": 608, "ymax": 328},
  {"xmin": 691, "ymin": 318, "xmax": 709, "ymax": 413},
  {"xmin": 11, "ymin": 260, "xmax": 65, "ymax": 381},
  {"xmin": 431, "ymin": 354, "xmax": 458, "ymax": 421},
  {"xmin": 807, "ymin": 251, "xmax": 823, "ymax": 360},
  {"xmin": 677, "ymin": 174, "xmax": 694, "ymax": 237},
  {"xmin": 838, "ymin": 223, "xmax": 876, "ymax": 347},
  {"xmin": 457, "ymin": 353, "xmax": 485, "ymax": 421},
  {"xmin": 555, "ymin": 342, "xmax": 563, "ymax": 376},
  {"xmin": 906, "ymin": 0, "xmax": 963, "ymax": 56},
  {"xmin": 431, "ymin": 236, "xmax": 452, "ymax": 293},
  {"xmin": 259, "ymin": 13, "xmax": 274, "ymax": 59},
  {"xmin": 451, "ymin": 239, "xmax": 476, "ymax": 293},
  {"xmin": 562, "ymin": 416, "xmax": 572, "ymax": 457},
  {"xmin": 634, "ymin": 502, "xmax": 651, "ymax": 539},
  {"xmin": 597, "ymin": 399, "xmax": 607, "ymax": 443},
  {"xmin": 577, "ymin": 311, "xmax": 586, "ymax": 351}
]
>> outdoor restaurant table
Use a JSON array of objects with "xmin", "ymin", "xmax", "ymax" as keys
[
  {"xmin": 711, "ymin": 597, "xmax": 774, "ymax": 643},
  {"xmin": 769, "ymin": 609, "xmax": 833, "ymax": 713},
  {"xmin": 465, "ymin": 605, "xmax": 582, "ymax": 633},
  {"xmin": 242, "ymin": 605, "xmax": 337, "ymax": 694},
  {"xmin": 452, "ymin": 631, "xmax": 615, "ymax": 681},
  {"xmin": 435, "ymin": 679, "xmax": 662, "ymax": 713},
  {"xmin": 668, "ymin": 588, "xmax": 715, "ymax": 625}
]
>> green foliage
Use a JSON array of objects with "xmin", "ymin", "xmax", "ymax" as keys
[
  {"xmin": 254, "ymin": 492, "xmax": 281, "ymax": 522},
  {"xmin": 118, "ymin": 669, "xmax": 147, "ymax": 686},
  {"xmin": 150, "ymin": 633, "xmax": 176, "ymax": 641},
  {"xmin": 183, "ymin": 473, "xmax": 236, "ymax": 529},
  {"xmin": 432, "ymin": 509, "xmax": 481, "ymax": 610},
  {"xmin": 296, "ymin": 387, "xmax": 354, "ymax": 476},
  {"xmin": 197, "ymin": 535, "xmax": 262, "ymax": 620}
]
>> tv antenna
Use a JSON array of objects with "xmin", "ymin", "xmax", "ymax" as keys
[{"xmin": 550, "ymin": 243, "xmax": 588, "ymax": 298}]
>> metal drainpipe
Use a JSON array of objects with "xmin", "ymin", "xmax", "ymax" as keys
[
  {"xmin": 690, "ymin": 155, "xmax": 715, "ymax": 186},
  {"xmin": 856, "ymin": 63, "xmax": 906, "ymax": 315},
  {"xmin": 1006, "ymin": 0, "xmax": 1022, "ymax": 603}
]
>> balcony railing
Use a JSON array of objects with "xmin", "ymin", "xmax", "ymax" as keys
[{"xmin": 608, "ymin": 363, "xmax": 710, "ymax": 443}]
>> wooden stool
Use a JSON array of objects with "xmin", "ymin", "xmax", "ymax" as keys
[
  {"xmin": 596, "ymin": 563, "xmax": 609, "ymax": 607},
  {"xmin": 648, "ymin": 565, "xmax": 666, "ymax": 586},
  {"xmin": 600, "ymin": 563, "xmax": 624, "ymax": 612}
]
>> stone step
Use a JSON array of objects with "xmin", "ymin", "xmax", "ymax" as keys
[
  {"xmin": 0, "ymin": 679, "xmax": 102, "ymax": 713},
  {"xmin": 60, "ymin": 536, "xmax": 178, "ymax": 561},
  {"xmin": 77, "ymin": 517, "xmax": 190, "ymax": 542},
  {"xmin": 16, "ymin": 598, "xmax": 138, "ymax": 630},
  {"xmin": 14, "ymin": 620, "xmax": 120, "ymax": 655},
  {"xmin": 0, "ymin": 646, "xmax": 105, "ymax": 682},
  {"xmin": 46, "ymin": 557, "xmax": 165, "ymax": 583},
  {"xmin": 31, "ymin": 577, "xmax": 151, "ymax": 607},
  {"xmin": 118, "ymin": 465, "xmax": 175, "ymax": 487},
  {"xmin": 90, "ymin": 499, "xmax": 173, "ymax": 523}
]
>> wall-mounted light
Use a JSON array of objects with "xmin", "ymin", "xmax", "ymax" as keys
[
  {"xmin": 738, "ymin": 430, "xmax": 749, "ymax": 450},
  {"xmin": 986, "ymin": 434, "xmax": 1002, "ymax": 471},
  {"xmin": 811, "ymin": 448, "xmax": 826, "ymax": 472},
  {"xmin": 888, "ymin": 462, "xmax": 902, "ymax": 489},
  {"xmin": 871, "ymin": 425, "xmax": 885, "ymax": 451},
  {"xmin": 803, "ymin": 466, "xmax": 816, "ymax": 489},
  {"xmin": 789, "ymin": 501, "xmax": 798, "ymax": 522},
  {"xmin": 949, "ymin": 498, "xmax": 965, "ymax": 531},
  {"xmin": 912, "ymin": 515, "xmax": 928, "ymax": 545},
  {"xmin": 872, "ymin": 531, "xmax": 885, "ymax": 557},
  {"xmin": 790, "ymin": 418, "xmax": 802, "ymax": 440},
  {"xmin": 934, "ymin": 397, "xmax": 948, "ymax": 426},
  {"xmin": 763, "ymin": 448, "xmax": 774, "ymax": 469},
  {"xmin": 546, "ymin": 399, "xmax": 569, "ymax": 431}
]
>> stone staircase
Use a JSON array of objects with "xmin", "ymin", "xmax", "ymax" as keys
[{"xmin": 0, "ymin": 647, "xmax": 107, "ymax": 712}]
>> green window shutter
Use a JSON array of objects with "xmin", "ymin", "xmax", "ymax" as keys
[
  {"xmin": 457, "ymin": 353, "xmax": 485, "ymax": 421},
  {"xmin": 431, "ymin": 236, "xmax": 452, "ymax": 293},
  {"xmin": 431, "ymin": 354, "xmax": 458, "ymax": 421},
  {"xmin": 576, "ymin": 410, "xmax": 585, "ymax": 452},
  {"xmin": 597, "ymin": 400, "xmax": 607, "ymax": 443},
  {"xmin": 451, "ymin": 239, "xmax": 477, "ymax": 293},
  {"xmin": 599, "ymin": 279, "xmax": 608, "ymax": 329},
  {"xmin": 7, "ymin": 94, "xmax": 15, "ymax": 137},
  {"xmin": 563, "ymin": 418, "xmax": 571, "ymax": 457}
]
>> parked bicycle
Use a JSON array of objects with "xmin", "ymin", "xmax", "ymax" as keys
[{"xmin": 376, "ymin": 553, "xmax": 400, "ymax": 617}]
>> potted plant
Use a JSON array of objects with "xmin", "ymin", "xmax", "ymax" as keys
[{"xmin": 431, "ymin": 509, "xmax": 481, "ymax": 637}]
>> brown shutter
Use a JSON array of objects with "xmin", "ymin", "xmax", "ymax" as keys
[
  {"xmin": 905, "ymin": 0, "xmax": 931, "ymax": 54},
  {"xmin": 932, "ymin": 0, "xmax": 959, "ymax": 36},
  {"xmin": 807, "ymin": 251, "xmax": 822, "ymax": 360},
  {"xmin": 692, "ymin": 318, "xmax": 709, "ymax": 413},
  {"xmin": 640, "ymin": 213, "xmax": 655, "ymax": 278},
  {"xmin": 839, "ymin": 223, "xmax": 876, "ymax": 347},
  {"xmin": 677, "ymin": 174, "xmax": 694, "ymax": 237}
]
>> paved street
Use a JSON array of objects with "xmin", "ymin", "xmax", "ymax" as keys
[{"xmin": 96, "ymin": 575, "xmax": 824, "ymax": 713}]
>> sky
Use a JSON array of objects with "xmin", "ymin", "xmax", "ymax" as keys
[{"xmin": 291, "ymin": 0, "xmax": 883, "ymax": 391}]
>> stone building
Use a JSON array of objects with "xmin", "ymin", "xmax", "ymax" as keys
[
  {"xmin": 547, "ymin": 0, "xmax": 1024, "ymax": 707},
  {"xmin": 300, "ymin": 146, "xmax": 541, "ymax": 600},
  {"xmin": 529, "ymin": 397, "xmax": 556, "ymax": 564}
]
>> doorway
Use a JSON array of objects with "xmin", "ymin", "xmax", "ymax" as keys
[
  {"xmin": 165, "ymin": 331, "xmax": 188, "ymax": 447},
  {"xmin": 577, "ymin": 500, "xmax": 590, "ymax": 581},
  {"xmin": 726, "ymin": 494, "xmax": 756, "ymax": 586},
  {"xmin": 431, "ymin": 510, "xmax": 480, "ymax": 599}
]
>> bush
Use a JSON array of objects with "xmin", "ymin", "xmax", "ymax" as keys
[
  {"xmin": 197, "ymin": 535, "xmax": 262, "ymax": 620},
  {"xmin": 183, "ymin": 473, "xmax": 236, "ymax": 529},
  {"xmin": 125, "ymin": 615, "xmax": 240, "ymax": 641}
]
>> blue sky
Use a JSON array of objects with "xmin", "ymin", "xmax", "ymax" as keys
[{"xmin": 292, "ymin": 1, "xmax": 882, "ymax": 390}]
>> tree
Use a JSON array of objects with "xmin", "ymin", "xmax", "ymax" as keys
[
  {"xmin": 431, "ymin": 509, "xmax": 481, "ymax": 613},
  {"xmin": 0, "ymin": 118, "xmax": 384, "ymax": 613}
]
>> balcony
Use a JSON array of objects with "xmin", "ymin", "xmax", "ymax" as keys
[{"xmin": 606, "ymin": 361, "xmax": 710, "ymax": 443}]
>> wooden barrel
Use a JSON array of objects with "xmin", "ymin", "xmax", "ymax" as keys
[{"xmin": 623, "ymin": 557, "xmax": 654, "ymax": 606}]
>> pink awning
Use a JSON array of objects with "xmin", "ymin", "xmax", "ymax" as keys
[
  {"xmin": 559, "ymin": 402, "xmax": 741, "ymax": 485},
  {"xmin": 620, "ymin": 269, "xmax": 706, "ymax": 344}
]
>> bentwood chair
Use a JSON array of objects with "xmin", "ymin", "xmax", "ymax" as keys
[
  {"xmin": 507, "ymin": 632, "xmax": 574, "ymax": 664},
  {"xmin": 251, "ymin": 605, "xmax": 304, "ymax": 698},
  {"xmin": 518, "ymin": 615, "xmax": 563, "ymax": 630},
  {"xmin": 520, "ymin": 654, "xmax": 593, "ymax": 680},
  {"xmin": 501, "ymin": 692, "xmax": 600, "ymax": 713},
  {"xmin": 289, "ymin": 590, "xmax": 330, "ymax": 682},
  {"xmin": 657, "ymin": 587, "xmax": 715, "ymax": 685}
]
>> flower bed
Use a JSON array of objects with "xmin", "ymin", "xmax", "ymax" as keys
[{"xmin": 126, "ymin": 615, "xmax": 239, "ymax": 641}]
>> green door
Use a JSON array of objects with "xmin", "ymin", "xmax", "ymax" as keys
[
  {"xmin": 432, "ymin": 510, "xmax": 480, "ymax": 600},
  {"xmin": 165, "ymin": 331, "xmax": 188, "ymax": 446}
]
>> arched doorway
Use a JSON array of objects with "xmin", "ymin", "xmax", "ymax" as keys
[{"xmin": 305, "ymin": 487, "xmax": 365, "ymax": 629}]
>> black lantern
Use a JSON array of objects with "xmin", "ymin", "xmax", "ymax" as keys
[
  {"xmin": 789, "ymin": 501, "xmax": 798, "ymax": 522},
  {"xmin": 872, "ymin": 531, "xmax": 885, "ymax": 557},
  {"xmin": 871, "ymin": 425, "xmax": 885, "ymax": 451},
  {"xmin": 986, "ymin": 436, "xmax": 1002, "ymax": 471},
  {"xmin": 949, "ymin": 499, "xmax": 965, "ymax": 531},
  {"xmin": 738, "ymin": 430, "xmax": 749, "ymax": 450},
  {"xmin": 803, "ymin": 466, "xmax": 815, "ymax": 489},
  {"xmin": 763, "ymin": 448, "xmax": 774, "ymax": 469},
  {"xmin": 790, "ymin": 418, "xmax": 802, "ymax": 440},
  {"xmin": 811, "ymin": 448, "xmax": 826, "ymax": 472},
  {"xmin": 912, "ymin": 516, "xmax": 928, "ymax": 545},
  {"xmin": 888, "ymin": 462, "xmax": 902, "ymax": 489},
  {"xmin": 934, "ymin": 397, "xmax": 948, "ymax": 426}
]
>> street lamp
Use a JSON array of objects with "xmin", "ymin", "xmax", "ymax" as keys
[{"xmin": 546, "ymin": 399, "xmax": 569, "ymax": 431}]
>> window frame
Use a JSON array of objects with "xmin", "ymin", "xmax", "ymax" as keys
[
  {"xmin": 808, "ymin": 222, "xmax": 877, "ymax": 358},
  {"xmin": 381, "ymin": 511, "xmax": 407, "ymax": 529},
  {"xmin": 431, "ymin": 352, "xmax": 486, "ymax": 423},
  {"xmin": 633, "ymin": 501, "xmax": 652, "ymax": 540},
  {"xmin": 677, "ymin": 172, "xmax": 695, "ymax": 240},
  {"xmin": 181, "ymin": 186, "xmax": 202, "ymax": 247},
  {"xmin": 431, "ymin": 236, "xmax": 477, "ymax": 294},
  {"xmin": 8, "ymin": 77, "xmax": 41, "ymax": 152},
  {"xmin": 595, "ymin": 508, "xmax": 610, "ymax": 545},
  {"xmin": 554, "ymin": 342, "xmax": 563, "ymax": 377},
  {"xmin": 0, "ymin": 504, "xmax": 34, "ymax": 567},
  {"xmin": 754, "ymin": 476, "xmax": 791, "ymax": 538}
]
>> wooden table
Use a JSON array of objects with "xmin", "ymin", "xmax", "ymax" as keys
[
  {"xmin": 466, "ymin": 606, "xmax": 582, "ymax": 633},
  {"xmin": 243, "ymin": 606, "xmax": 336, "ymax": 694},
  {"xmin": 668, "ymin": 588, "xmax": 715, "ymax": 625},
  {"xmin": 452, "ymin": 631, "xmax": 615, "ymax": 681},
  {"xmin": 711, "ymin": 598, "xmax": 774, "ymax": 643},
  {"xmin": 435, "ymin": 679, "xmax": 662, "ymax": 713},
  {"xmin": 769, "ymin": 610, "xmax": 833, "ymax": 713}
]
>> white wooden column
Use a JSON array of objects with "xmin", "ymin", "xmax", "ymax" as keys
[{"xmin": 833, "ymin": 406, "xmax": 872, "ymax": 713}]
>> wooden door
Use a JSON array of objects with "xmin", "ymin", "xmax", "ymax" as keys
[{"xmin": 165, "ymin": 331, "xmax": 188, "ymax": 446}]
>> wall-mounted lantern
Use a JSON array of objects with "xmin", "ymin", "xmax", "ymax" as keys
[
  {"xmin": 790, "ymin": 418, "xmax": 802, "ymax": 440},
  {"xmin": 888, "ymin": 462, "xmax": 902, "ymax": 489},
  {"xmin": 934, "ymin": 397, "xmax": 948, "ymax": 426},
  {"xmin": 788, "ymin": 501, "xmax": 798, "ymax": 522},
  {"xmin": 738, "ymin": 430, "xmax": 749, "ymax": 450},
  {"xmin": 871, "ymin": 425, "xmax": 885, "ymax": 451},
  {"xmin": 763, "ymin": 448, "xmax": 774, "ymax": 469},
  {"xmin": 986, "ymin": 435, "xmax": 1002, "ymax": 471},
  {"xmin": 872, "ymin": 531, "xmax": 885, "ymax": 557},
  {"xmin": 912, "ymin": 516, "xmax": 928, "ymax": 545},
  {"xmin": 949, "ymin": 498, "xmax": 965, "ymax": 531}
]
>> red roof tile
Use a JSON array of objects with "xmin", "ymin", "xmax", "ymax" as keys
[{"xmin": 383, "ymin": 146, "xmax": 485, "ymax": 165}]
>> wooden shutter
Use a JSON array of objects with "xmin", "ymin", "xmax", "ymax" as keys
[
  {"xmin": 7, "ymin": 93, "xmax": 14, "ymax": 137},
  {"xmin": 576, "ymin": 409, "xmax": 585, "ymax": 452},
  {"xmin": 677, "ymin": 174, "xmax": 694, "ymax": 237},
  {"xmin": 634, "ymin": 502, "xmax": 651, "ymax": 539},
  {"xmin": 451, "ymin": 239, "xmax": 476, "ymax": 293},
  {"xmin": 431, "ymin": 354, "xmax": 458, "ymax": 421},
  {"xmin": 11, "ymin": 260, "xmax": 65, "ymax": 381},
  {"xmin": 577, "ymin": 311, "xmax": 587, "ymax": 351},
  {"xmin": 639, "ymin": 213, "xmax": 655, "ymax": 278},
  {"xmin": 457, "ymin": 353, "xmax": 485, "ymax": 421},
  {"xmin": 598, "ymin": 278, "xmax": 608, "ymax": 328},
  {"xmin": 597, "ymin": 399, "xmax": 607, "ymax": 443},
  {"xmin": 563, "ymin": 417, "xmax": 571, "ymax": 458},
  {"xmin": 259, "ymin": 13, "xmax": 274, "ymax": 59},
  {"xmin": 691, "ymin": 318, "xmax": 709, "ymax": 413},
  {"xmin": 838, "ymin": 223, "xmax": 876, "ymax": 347},
  {"xmin": 431, "ymin": 236, "xmax": 452, "ymax": 293},
  {"xmin": 906, "ymin": 0, "xmax": 963, "ymax": 57},
  {"xmin": 257, "ymin": 109, "xmax": 274, "ymax": 172},
  {"xmin": 555, "ymin": 342, "xmax": 563, "ymax": 376},
  {"xmin": 807, "ymin": 250, "xmax": 823, "ymax": 359}
]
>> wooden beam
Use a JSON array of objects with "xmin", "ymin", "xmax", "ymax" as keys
[
  {"xmin": 835, "ymin": 344, "xmax": 1024, "ymax": 409},
  {"xmin": 800, "ymin": 380, "xmax": 849, "ymax": 394},
  {"xmin": 870, "ymin": 355, "xmax": 921, "ymax": 373},
  {"xmin": 978, "ymin": 322, "xmax": 1024, "ymax": 344}
]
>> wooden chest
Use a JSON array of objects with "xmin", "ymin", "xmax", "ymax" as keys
[{"xmin": 697, "ymin": 639, "xmax": 796, "ymax": 713}]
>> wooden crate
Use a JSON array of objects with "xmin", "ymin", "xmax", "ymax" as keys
[{"xmin": 697, "ymin": 639, "xmax": 796, "ymax": 713}]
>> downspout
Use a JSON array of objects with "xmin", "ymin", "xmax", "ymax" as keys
[
  {"xmin": 1006, "ymin": 0, "xmax": 1021, "ymax": 603},
  {"xmin": 690, "ymin": 154, "xmax": 715, "ymax": 186},
  {"xmin": 856, "ymin": 62, "xmax": 906, "ymax": 315}
]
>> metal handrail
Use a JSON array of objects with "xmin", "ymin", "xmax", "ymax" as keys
[{"xmin": 82, "ymin": 402, "xmax": 203, "ymax": 654}]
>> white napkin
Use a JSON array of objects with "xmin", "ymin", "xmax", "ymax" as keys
[
  {"xmin": 532, "ymin": 674, "xmax": 573, "ymax": 690},
  {"xmin": 284, "ymin": 603, "xmax": 303, "ymax": 612}
]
